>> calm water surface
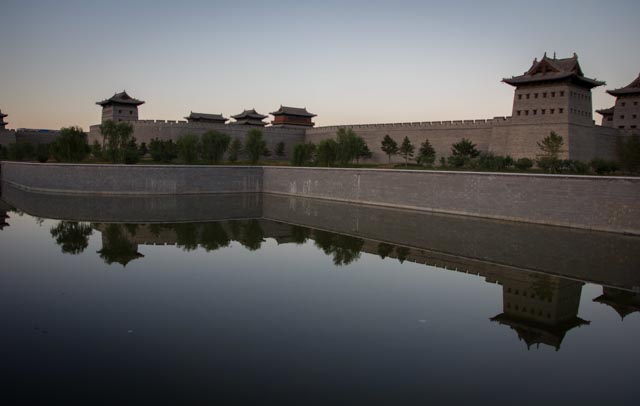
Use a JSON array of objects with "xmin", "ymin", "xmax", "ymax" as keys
[{"xmin": 0, "ymin": 188, "xmax": 638, "ymax": 405}]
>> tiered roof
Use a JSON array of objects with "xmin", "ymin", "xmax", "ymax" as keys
[
  {"xmin": 231, "ymin": 109, "xmax": 268, "ymax": 126},
  {"xmin": 96, "ymin": 91, "xmax": 145, "ymax": 106},
  {"xmin": 607, "ymin": 73, "xmax": 640, "ymax": 97},
  {"xmin": 184, "ymin": 112, "xmax": 228, "ymax": 123},
  {"xmin": 270, "ymin": 106, "xmax": 317, "ymax": 117},
  {"xmin": 596, "ymin": 106, "xmax": 615, "ymax": 116},
  {"xmin": 503, "ymin": 53, "xmax": 605, "ymax": 89},
  {"xmin": 491, "ymin": 313, "xmax": 590, "ymax": 351},
  {"xmin": 0, "ymin": 109, "xmax": 7, "ymax": 127},
  {"xmin": 593, "ymin": 288, "xmax": 640, "ymax": 320}
]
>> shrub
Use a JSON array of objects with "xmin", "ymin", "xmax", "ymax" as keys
[
  {"xmin": 177, "ymin": 133, "xmax": 200, "ymax": 164},
  {"xmin": 416, "ymin": 139, "xmax": 436, "ymax": 167},
  {"xmin": 275, "ymin": 141, "xmax": 286, "ymax": 158},
  {"xmin": 292, "ymin": 142, "xmax": 316, "ymax": 166},
  {"xmin": 228, "ymin": 138, "xmax": 243, "ymax": 162},
  {"xmin": 381, "ymin": 134, "xmax": 399, "ymax": 163},
  {"xmin": 589, "ymin": 158, "xmax": 619, "ymax": 175},
  {"xmin": 91, "ymin": 140, "xmax": 103, "ymax": 159},
  {"xmin": 514, "ymin": 158, "xmax": 534, "ymax": 171},
  {"xmin": 477, "ymin": 152, "xmax": 507, "ymax": 171},
  {"xmin": 316, "ymin": 139, "xmax": 337, "ymax": 167},
  {"xmin": 0, "ymin": 145, "xmax": 7, "ymax": 160},
  {"xmin": 36, "ymin": 143, "xmax": 50, "ymax": 163},
  {"xmin": 560, "ymin": 159, "xmax": 589, "ymax": 175},
  {"xmin": 244, "ymin": 129, "xmax": 268, "ymax": 164},
  {"xmin": 398, "ymin": 136, "xmax": 415, "ymax": 167},
  {"xmin": 149, "ymin": 139, "xmax": 178, "ymax": 163},
  {"xmin": 504, "ymin": 155, "xmax": 515, "ymax": 168},
  {"xmin": 200, "ymin": 130, "xmax": 231, "ymax": 164},
  {"xmin": 536, "ymin": 157, "xmax": 562, "ymax": 173},
  {"xmin": 8, "ymin": 142, "xmax": 35, "ymax": 161},
  {"xmin": 616, "ymin": 135, "xmax": 640, "ymax": 173},
  {"xmin": 138, "ymin": 142, "xmax": 148, "ymax": 157},
  {"xmin": 50, "ymin": 126, "xmax": 88, "ymax": 163},
  {"xmin": 449, "ymin": 138, "xmax": 479, "ymax": 167}
]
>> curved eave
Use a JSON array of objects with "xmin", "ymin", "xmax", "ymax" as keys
[
  {"xmin": 96, "ymin": 100, "xmax": 145, "ymax": 107},
  {"xmin": 502, "ymin": 75, "xmax": 604, "ymax": 89},
  {"xmin": 606, "ymin": 89, "xmax": 640, "ymax": 97},
  {"xmin": 270, "ymin": 112, "xmax": 317, "ymax": 118}
]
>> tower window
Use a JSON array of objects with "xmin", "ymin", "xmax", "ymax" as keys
[
  {"xmin": 560, "ymin": 91, "xmax": 565, "ymax": 97},
  {"xmin": 621, "ymin": 115, "xmax": 625, "ymax": 119},
  {"xmin": 518, "ymin": 94, "xmax": 522, "ymax": 100},
  {"xmin": 534, "ymin": 93, "xmax": 538, "ymax": 98},
  {"xmin": 533, "ymin": 109, "xmax": 537, "ymax": 115},
  {"xmin": 632, "ymin": 125, "xmax": 637, "ymax": 129},
  {"xmin": 634, "ymin": 102, "xmax": 638, "ymax": 106},
  {"xmin": 559, "ymin": 108, "xmax": 564, "ymax": 114},
  {"xmin": 551, "ymin": 92, "xmax": 556, "ymax": 97},
  {"xmin": 517, "ymin": 111, "xmax": 521, "ymax": 116},
  {"xmin": 541, "ymin": 109, "xmax": 546, "ymax": 114},
  {"xmin": 633, "ymin": 115, "xmax": 637, "ymax": 119},
  {"xmin": 550, "ymin": 109, "xmax": 555, "ymax": 114},
  {"xmin": 526, "ymin": 94, "xmax": 530, "ymax": 99},
  {"xmin": 130, "ymin": 111, "xmax": 133, "ymax": 115},
  {"xmin": 118, "ymin": 110, "xmax": 122, "ymax": 114},
  {"xmin": 525, "ymin": 111, "xmax": 529, "ymax": 116},
  {"xmin": 619, "ymin": 126, "xmax": 625, "ymax": 129},
  {"xmin": 607, "ymin": 117, "xmax": 613, "ymax": 121},
  {"xmin": 543, "ymin": 92, "xmax": 547, "ymax": 98},
  {"xmin": 622, "ymin": 102, "xmax": 626, "ymax": 107}
]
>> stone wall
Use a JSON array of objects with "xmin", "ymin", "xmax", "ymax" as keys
[
  {"xmin": 0, "ymin": 162, "xmax": 263, "ymax": 195},
  {"xmin": 88, "ymin": 121, "xmax": 305, "ymax": 160},
  {"xmin": 2, "ymin": 162, "xmax": 638, "ymax": 234},
  {"xmin": 0, "ymin": 130, "xmax": 16, "ymax": 146},
  {"xmin": 262, "ymin": 166, "xmax": 640, "ymax": 234},
  {"xmin": 0, "ymin": 129, "xmax": 59, "ymax": 147}
]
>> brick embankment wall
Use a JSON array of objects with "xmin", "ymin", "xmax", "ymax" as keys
[
  {"xmin": 262, "ymin": 167, "xmax": 640, "ymax": 234},
  {"xmin": 0, "ymin": 162, "xmax": 263, "ymax": 195}
]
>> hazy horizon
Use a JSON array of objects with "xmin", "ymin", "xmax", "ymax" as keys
[{"xmin": 1, "ymin": 0, "xmax": 639, "ymax": 130}]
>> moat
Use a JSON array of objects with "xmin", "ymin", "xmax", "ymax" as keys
[{"xmin": 1, "ymin": 188, "xmax": 639, "ymax": 404}]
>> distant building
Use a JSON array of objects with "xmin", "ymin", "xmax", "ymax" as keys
[
  {"xmin": 231, "ymin": 109, "xmax": 268, "ymax": 126},
  {"xmin": 184, "ymin": 112, "xmax": 228, "ymax": 124},
  {"xmin": 96, "ymin": 91, "xmax": 145, "ymax": 123},
  {"xmin": 270, "ymin": 106, "xmax": 316, "ymax": 127},
  {"xmin": 0, "ymin": 109, "xmax": 8, "ymax": 130},
  {"xmin": 597, "ymin": 73, "xmax": 640, "ymax": 130}
]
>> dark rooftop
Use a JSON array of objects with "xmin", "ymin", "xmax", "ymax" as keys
[
  {"xmin": 184, "ymin": 112, "xmax": 228, "ymax": 122},
  {"xmin": 596, "ymin": 106, "xmax": 615, "ymax": 115},
  {"xmin": 491, "ymin": 313, "xmax": 590, "ymax": 351},
  {"xmin": 503, "ymin": 53, "xmax": 605, "ymax": 89},
  {"xmin": 232, "ymin": 109, "xmax": 267, "ymax": 120},
  {"xmin": 607, "ymin": 73, "xmax": 640, "ymax": 97},
  {"xmin": 270, "ymin": 105, "xmax": 317, "ymax": 117},
  {"xmin": 96, "ymin": 91, "xmax": 145, "ymax": 106},
  {"xmin": 0, "ymin": 109, "xmax": 7, "ymax": 118}
]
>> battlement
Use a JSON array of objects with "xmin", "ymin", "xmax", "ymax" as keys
[{"xmin": 306, "ymin": 116, "xmax": 511, "ymax": 134}]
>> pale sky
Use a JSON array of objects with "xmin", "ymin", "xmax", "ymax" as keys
[{"xmin": 0, "ymin": 0, "xmax": 639, "ymax": 130}]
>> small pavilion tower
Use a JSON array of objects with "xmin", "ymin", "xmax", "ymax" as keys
[
  {"xmin": 231, "ymin": 109, "xmax": 268, "ymax": 126},
  {"xmin": 601, "ymin": 73, "xmax": 640, "ymax": 130},
  {"xmin": 184, "ymin": 112, "xmax": 228, "ymax": 124},
  {"xmin": 270, "ymin": 106, "xmax": 316, "ymax": 127},
  {"xmin": 0, "ymin": 109, "xmax": 8, "ymax": 130},
  {"xmin": 503, "ymin": 53, "xmax": 604, "ymax": 126},
  {"xmin": 96, "ymin": 91, "xmax": 145, "ymax": 123}
]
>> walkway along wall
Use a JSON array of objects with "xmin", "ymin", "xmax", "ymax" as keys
[{"xmin": 1, "ymin": 161, "xmax": 639, "ymax": 234}]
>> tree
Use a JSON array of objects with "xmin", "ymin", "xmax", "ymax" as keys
[
  {"xmin": 292, "ymin": 142, "xmax": 316, "ymax": 166},
  {"xmin": 316, "ymin": 139, "xmax": 338, "ymax": 167},
  {"xmin": 536, "ymin": 131, "xmax": 565, "ymax": 173},
  {"xmin": 399, "ymin": 136, "xmax": 415, "ymax": 167},
  {"xmin": 275, "ymin": 141, "xmax": 286, "ymax": 158},
  {"xmin": 149, "ymin": 139, "xmax": 178, "ymax": 163},
  {"xmin": 50, "ymin": 126, "xmax": 88, "ymax": 163},
  {"xmin": 616, "ymin": 135, "xmax": 640, "ymax": 173},
  {"xmin": 50, "ymin": 221, "xmax": 93, "ymax": 254},
  {"xmin": 177, "ymin": 133, "xmax": 200, "ymax": 164},
  {"xmin": 100, "ymin": 120, "xmax": 135, "ymax": 163},
  {"xmin": 336, "ymin": 128, "xmax": 361, "ymax": 165},
  {"xmin": 416, "ymin": 139, "xmax": 436, "ymax": 167},
  {"xmin": 91, "ymin": 140, "xmax": 103, "ymax": 159},
  {"xmin": 448, "ymin": 138, "xmax": 479, "ymax": 167},
  {"xmin": 381, "ymin": 134, "xmax": 399, "ymax": 163},
  {"xmin": 244, "ymin": 129, "xmax": 268, "ymax": 164},
  {"xmin": 200, "ymin": 130, "xmax": 231, "ymax": 164},
  {"xmin": 355, "ymin": 138, "xmax": 372, "ymax": 164},
  {"xmin": 35, "ymin": 143, "xmax": 50, "ymax": 163},
  {"xmin": 228, "ymin": 138, "xmax": 243, "ymax": 162}
]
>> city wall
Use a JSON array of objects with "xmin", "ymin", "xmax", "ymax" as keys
[
  {"xmin": 2, "ymin": 161, "xmax": 639, "ymax": 234},
  {"xmin": 0, "ymin": 129, "xmax": 59, "ymax": 147},
  {"xmin": 88, "ymin": 121, "xmax": 305, "ymax": 159}
]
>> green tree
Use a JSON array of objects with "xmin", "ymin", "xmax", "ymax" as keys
[
  {"xmin": 537, "ymin": 131, "xmax": 564, "ymax": 160},
  {"xmin": 448, "ymin": 138, "xmax": 480, "ymax": 167},
  {"xmin": 616, "ymin": 135, "xmax": 640, "ymax": 173},
  {"xmin": 200, "ymin": 222, "xmax": 231, "ymax": 251},
  {"xmin": 336, "ymin": 128, "xmax": 361, "ymax": 165},
  {"xmin": 177, "ymin": 133, "xmax": 200, "ymax": 164},
  {"xmin": 100, "ymin": 120, "xmax": 134, "ymax": 163},
  {"xmin": 50, "ymin": 126, "xmax": 88, "ymax": 163},
  {"xmin": 8, "ymin": 142, "xmax": 35, "ymax": 161},
  {"xmin": 275, "ymin": 141, "xmax": 286, "ymax": 158},
  {"xmin": 316, "ymin": 139, "xmax": 338, "ymax": 167},
  {"xmin": 399, "ymin": 136, "xmax": 415, "ymax": 167},
  {"xmin": 416, "ymin": 139, "xmax": 436, "ymax": 167},
  {"xmin": 228, "ymin": 138, "xmax": 243, "ymax": 162},
  {"xmin": 149, "ymin": 139, "xmax": 178, "ymax": 163},
  {"xmin": 245, "ymin": 129, "xmax": 268, "ymax": 164},
  {"xmin": 50, "ymin": 221, "xmax": 93, "ymax": 254},
  {"xmin": 515, "ymin": 157, "xmax": 534, "ymax": 171},
  {"xmin": 201, "ymin": 130, "xmax": 231, "ymax": 164},
  {"xmin": 377, "ymin": 242, "xmax": 394, "ymax": 259},
  {"xmin": 35, "ymin": 143, "xmax": 50, "ymax": 163},
  {"xmin": 355, "ymin": 138, "xmax": 372, "ymax": 164},
  {"xmin": 91, "ymin": 140, "xmax": 103, "ymax": 160},
  {"xmin": 123, "ymin": 138, "xmax": 140, "ymax": 164},
  {"xmin": 381, "ymin": 134, "xmax": 399, "ymax": 163},
  {"xmin": 292, "ymin": 142, "xmax": 316, "ymax": 166}
]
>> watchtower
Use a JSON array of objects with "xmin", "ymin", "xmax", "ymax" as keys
[
  {"xmin": 599, "ymin": 74, "xmax": 640, "ymax": 130},
  {"xmin": 96, "ymin": 91, "xmax": 145, "ymax": 123},
  {"xmin": 503, "ymin": 53, "xmax": 604, "ymax": 126},
  {"xmin": 0, "ymin": 109, "xmax": 8, "ymax": 130}
]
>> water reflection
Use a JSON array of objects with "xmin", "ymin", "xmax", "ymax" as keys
[
  {"xmin": 594, "ymin": 288, "xmax": 640, "ymax": 320},
  {"xmin": 50, "ymin": 221, "xmax": 93, "ymax": 255}
]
